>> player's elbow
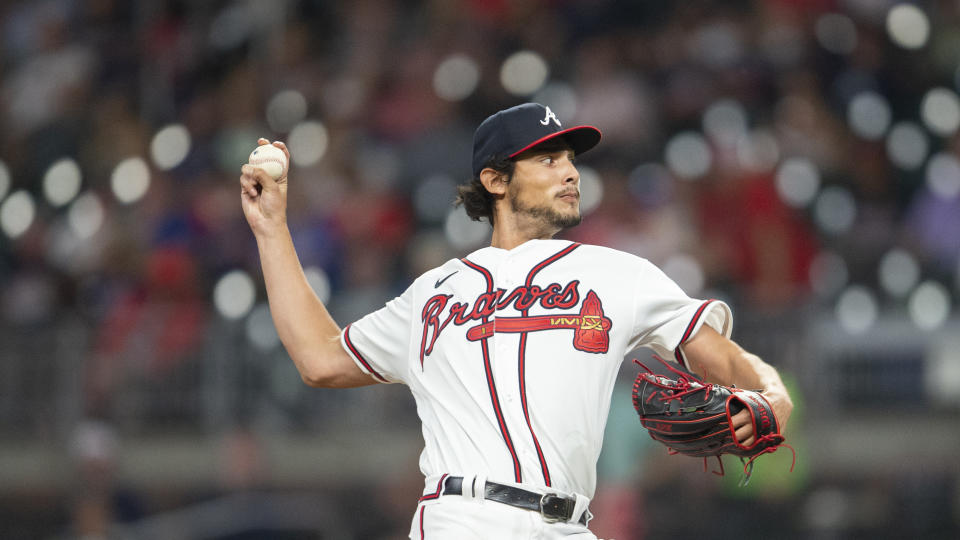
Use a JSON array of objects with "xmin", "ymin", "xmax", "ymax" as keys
[
  {"xmin": 293, "ymin": 349, "xmax": 370, "ymax": 389},
  {"xmin": 297, "ymin": 361, "xmax": 340, "ymax": 388},
  {"xmin": 299, "ymin": 368, "xmax": 328, "ymax": 388}
]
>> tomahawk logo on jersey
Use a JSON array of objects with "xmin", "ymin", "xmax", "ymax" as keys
[{"xmin": 341, "ymin": 239, "xmax": 731, "ymax": 501}]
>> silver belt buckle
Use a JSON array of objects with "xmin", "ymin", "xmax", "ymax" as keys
[{"xmin": 539, "ymin": 493, "xmax": 569, "ymax": 523}]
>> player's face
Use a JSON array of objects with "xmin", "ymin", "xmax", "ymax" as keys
[{"xmin": 507, "ymin": 145, "xmax": 581, "ymax": 230}]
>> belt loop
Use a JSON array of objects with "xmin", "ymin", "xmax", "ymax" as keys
[
  {"xmin": 466, "ymin": 474, "xmax": 486, "ymax": 503},
  {"xmin": 570, "ymin": 493, "xmax": 591, "ymax": 524}
]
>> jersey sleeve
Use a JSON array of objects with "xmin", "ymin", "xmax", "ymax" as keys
[
  {"xmin": 340, "ymin": 285, "xmax": 414, "ymax": 384},
  {"xmin": 627, "ymin": 260, "xmax": 732, "ymax": 368}
]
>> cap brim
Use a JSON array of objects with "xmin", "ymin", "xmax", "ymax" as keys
[{"xmin": 508, "ymin": 125, "xmax": 602, "ymax": 159}]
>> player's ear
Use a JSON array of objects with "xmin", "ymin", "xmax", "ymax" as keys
[{"xmin": 479, "ymin": 168, "xmax": 508, "ymax": 196}]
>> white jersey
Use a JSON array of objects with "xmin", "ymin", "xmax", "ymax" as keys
[{"xmin": 340, "ymin": 239, "xmax": 731, "ymax": 500}]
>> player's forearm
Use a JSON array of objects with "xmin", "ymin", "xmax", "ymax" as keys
[
  {"xmin": 682, "ymin": 327, "xmax": 793, "ymax": 427},
  {"xmin": 254, "ymin": 227, "xmax": 343, "ymax": 383},
  {"xmin": 693, "ymin": 342, "xmax": 788, "ymax": 396},
  {"xmin": 727, "ymin": 347, "xmax": 789, "ymax": 398},
  {"xmin": 684, "ymin": 328, "xmax": 781, "ymax": 390}
]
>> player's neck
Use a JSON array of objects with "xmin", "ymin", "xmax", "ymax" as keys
[{"xmin": 489, "ymin": 216, "xmax": 558, "ymax": 250}]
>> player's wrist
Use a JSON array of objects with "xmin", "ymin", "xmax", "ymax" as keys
[
  {"xmin": 252, "ymin": 216, "xmax": 290, "ymax": 241},
  {"xmin": 760, "ymin": 380, "xmax": 791, "ymax": 403},
  {"xmin": 761, "ymin": 388, "xmax": 793, "ymax": 431}
]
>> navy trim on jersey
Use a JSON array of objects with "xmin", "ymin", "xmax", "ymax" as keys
[
  {"xmin": 518, "ymin": 242, "xmax": 581, "ymax": 486},
  {"xmin": 461, "ymin": 258, "xmax": 523, "ymax": 483},
  {"xmin": 343, "ymin": 324, "xmax": 389, "ymax": 383},
  {"xmin": 674, "ymin": 299, "xmax": 716, "ymax": 368}
]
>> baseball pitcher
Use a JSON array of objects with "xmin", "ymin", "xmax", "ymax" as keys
[{"xmin": 239, "ymin": 103, "xmax": 793, "ymax": 539}]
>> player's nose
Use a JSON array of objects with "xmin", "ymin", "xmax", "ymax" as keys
[{"xmin": 563, "ymin": 161, "xmax": 579, "ymax": 185}]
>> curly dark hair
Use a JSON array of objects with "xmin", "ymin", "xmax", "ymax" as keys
[
  {"xmin": 454, "ymin": 155, "xmax": 515, "ymax": 225},
  {"xmin": 454, "ymin": 138, "xmax": 573, "ymax": 225}
]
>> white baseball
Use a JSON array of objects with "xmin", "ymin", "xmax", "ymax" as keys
[{"xmin": 248, "ymin": 144, "xmax": 288, "ymax": 180}]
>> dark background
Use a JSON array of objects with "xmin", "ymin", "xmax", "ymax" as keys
[{"xmin": 0, "ymin": 0, "xmax": 958, "ymax": 538}]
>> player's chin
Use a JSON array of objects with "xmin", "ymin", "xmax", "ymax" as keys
[
  {"xmin": 561, "ymin": 198, "xmax": 581, "ymax": 215},
  {"xmin": 553, "ymin": 208, "xmax": 582, "ymax": 229}
]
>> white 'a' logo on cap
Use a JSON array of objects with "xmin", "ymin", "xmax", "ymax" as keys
[{"xmin": 540, "ymin": 106, "xmax": 561, "ymax": 127}]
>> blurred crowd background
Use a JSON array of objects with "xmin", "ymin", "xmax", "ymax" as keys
[{"xmin": 1, "ymin": 0, "xmax": 959, "ymax": 538}]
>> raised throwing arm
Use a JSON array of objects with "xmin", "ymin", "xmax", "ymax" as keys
[{"xmin": 239, "ymin": 138, "xmax": 374, "ymax": 388}]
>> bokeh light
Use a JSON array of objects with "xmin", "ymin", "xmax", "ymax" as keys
[
  {"xmin": 814, "ymin": 186, "xmax": 857, "ymax": 234},
  {"xmin": 736, "ymin": 129, "xmax": 780, "ymax": 172},
  {"xmin": 925, "ymin": 152, "xmax": 960, "ymax": 199},
  {"xmin": 835, "ymin": 285, "xmax": 879, "ymax": 334},
  {"xmin": 266, "ymin": 90, "xmax": 308, "ymax": 134},
  {"xmin": 303, "ymin": 266, "xmax": 331, "ymax": 304},
  {"xmin": 662, "ymin": 254, "xmax": 705, "ymax": 295},
  {"xmin": 213, "ymin": 270, "xmax": 256, "ymax": 320},
  {"xmin": 414, "ymin": 174, "xmax": 457, "ymax": 223},
  {"xmin": 208, "ymin": 2, "xmax": 255, "ymax": 51},
  {"xmin": 920, "ymin": 87, "xmax": 960, "ymax": 137},
  {"xmin": 702, "ymin": 99, "xmax": 748, "ymax": 144},
  {"xmin": 885, "ymin": 122, "xmax": 928, "ymax": 170},
  {"xmin": 0, "ymin": 160, "xmax": 9, "ymax": 201},
  {"xmin": 66, "ymin": 192, "xmax": 104, "ymax": 240},
  {"xmin": 664, "ymin": 132, "xmax": 712, "ymax": 180},
  {"xmin": 908, "ymin": 281, "xmax": 951, "ymax": 331},
  {"xmin": 691, "ymin": 21, "xmax": 744, "ymax": 68},
  {"xmin": 847, "ymin": 91, "xmax": 891, "ymax": 140},
  {"xmin": 925, "ymin": 335, "xmax": 960, "ymax": 408},
  {"xmin": 775, "ymin": 157, "xmax": 821, "ymax": 208},
  {"xmin": 500, "ymin": 51, "xmax": 549, "ymax": 96},
  {"xmin": 433, "ymin": 54, "xmax": 480, "ymax": 102},
  {"xmin": 355, "ymin": 144, "xmax": 400, "ymax": 192},
  {"xmin": 532, "ymin": 83, "xmax": 578, "ymax": 121},
  {"xmin": 804, "ymin": 488, "xmax": 851, "ymax": 531},
  {"xmin": 809, "ymin": 250, "xmax": 849, "ymax": 299},
  {"xmin": 0, "ymin": 190, "xmax": 35, "ymax": 239},
  {"xmin": 42, "ymin": 158, "xmax": 82, "ymax": 207},
  {"xmin": 111, "ymin": 157, "xmax": 151, "ymax": 204},
  {"xmin": 815, "ymin": 13, "xmax": 858, "ymax": 55},
  {"xmin": 246, "ymin": 303, "xmax": 280, "ymax": 351},
  {"xmin": 444, "ymin": 207, "xmax": 488, "ymax": 249},
  {"xmin": 878, "ymin": 248, "xmax": 920, "ymax": 298},
  {"xmin": 577, "ymin": 165, "xmax": 604, "ymax": 216},
  {"xmin": 288, "ymin": 121, "xmax": 328, "ymax": 167},
  {"xmin": 627, "ymin": 163, "xmax": 673, "ymax": 207},
  {"xmin": 150, "ymin": 124, "xmax": 192, "ymax": 171},
  {"xmin": 886, "ymin": 4, "xmax": 930, "ymax": 50}
]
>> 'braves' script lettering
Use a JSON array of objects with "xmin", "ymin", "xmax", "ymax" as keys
[{"xmin": 419, "ymin": 281, "xmax": 580, "ymax": 365}]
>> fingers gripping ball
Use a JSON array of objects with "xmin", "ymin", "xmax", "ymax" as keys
[{"xmin": 248, "ymin": 144, "xmax": 288, "ymax": 180}]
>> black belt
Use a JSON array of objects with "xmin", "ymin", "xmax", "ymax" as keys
[{"xmin": 442, "ymin": 476, "xmax": 588, "ymax": 525}]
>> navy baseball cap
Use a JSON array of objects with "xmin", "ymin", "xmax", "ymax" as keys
[{"xmin": 471, "ymin": 103, "xmax": 602, "ymax": 177}]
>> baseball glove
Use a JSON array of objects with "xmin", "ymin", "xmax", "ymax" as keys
[{"xmin": 632, "ymin": 359, "xmax": 792, "ymax": 481}]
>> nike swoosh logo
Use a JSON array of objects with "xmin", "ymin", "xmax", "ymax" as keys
[{"xmin": 434, "ymin": 270, "xmax": 459, "ymax": 288}]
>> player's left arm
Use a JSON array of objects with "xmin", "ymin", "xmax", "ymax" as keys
[{"xmin": 680, "ymin": 325, "xmax": 793, "ymax": 446}]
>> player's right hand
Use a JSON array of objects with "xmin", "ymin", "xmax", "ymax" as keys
[{"xmin": 240, "ymin": 138, "xmax": 290, "ymax": 237}]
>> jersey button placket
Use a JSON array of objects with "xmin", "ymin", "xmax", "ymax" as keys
[{"xmin": 494, "ymin": 264, "xmax": 517, "ymax": 404}]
